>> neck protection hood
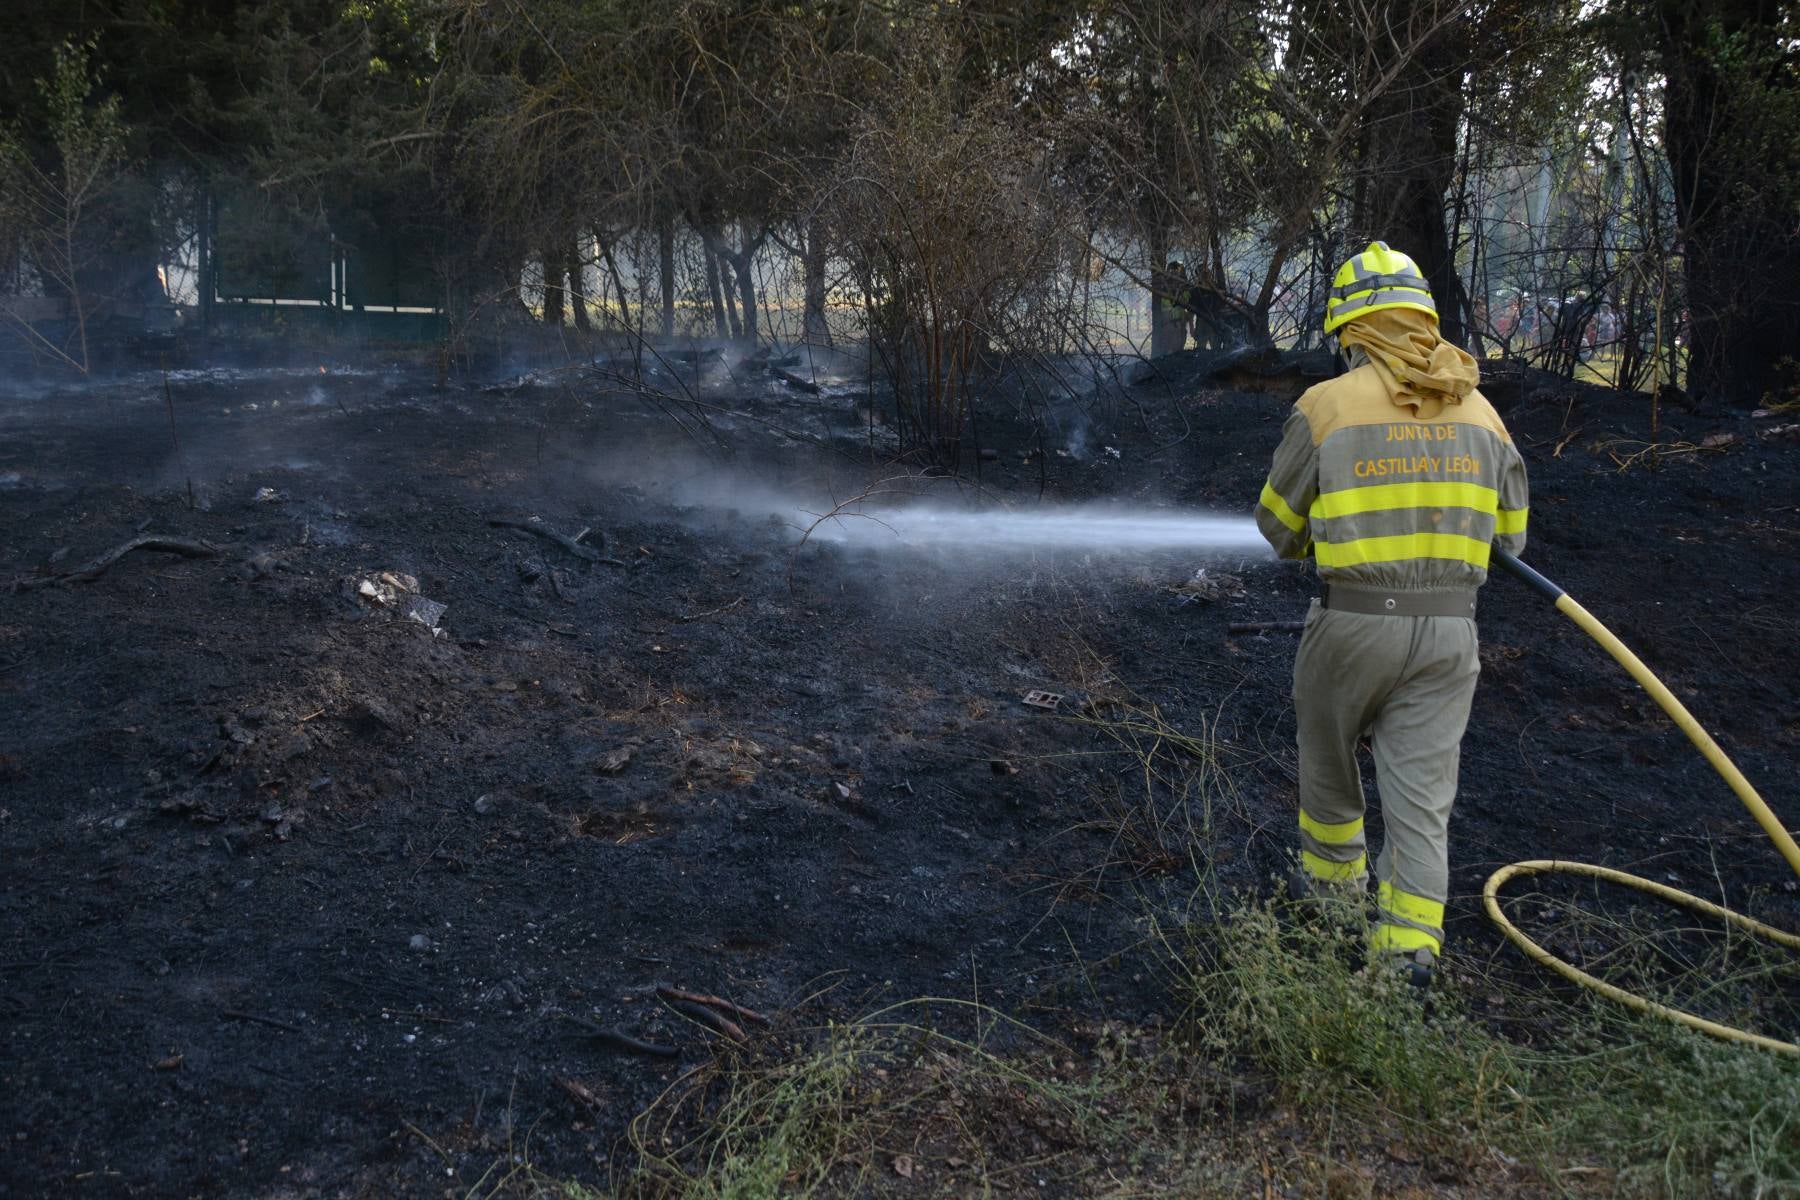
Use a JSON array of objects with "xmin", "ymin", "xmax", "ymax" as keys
[{"xmin": 1339, "ymin": 308, "xmax": 1479, "ymax": 419}]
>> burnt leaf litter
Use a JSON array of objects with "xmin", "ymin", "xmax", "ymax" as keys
[{"xmin": 0, "ymin": 348, "xmax": 1797, "ymax": 1195}]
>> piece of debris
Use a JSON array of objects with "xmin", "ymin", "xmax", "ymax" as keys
[
  {"xmin": 241, "ymin": 552, "xmax": 289, "ymax": 580},
  {"xmin": 351, "ymin": 571, "xmax": 447, "ymax": 635},
  {"xmin": 1021, "ymin": 689, "xmax": 1064, "ymax": 710},
  {"xmin": 345, "ymin": 698, "xmax": 402, "ymax": 736},
  {"xmin": 408, "ymin": 934, "xmax": 432, "ymax": 952},
  {"xmin": 357, "ymin": 572, "xmax": 416, "ymax": 604},
  {"xmin": 1698, "ymin": 431, "xmax": 1738, "ymax": 449},
  {"xmin": 482, "ymin": 978, "xmax": 528, "ymax": 1008},
  {"xmin": 555, "ymin": 1076, "xmax": 605, "ymax": 1109},
  {"xmin": 1170, "ymin": 567, "xmax": 1247, "ymax": 604},
  {"xmin": 989, "ymin": 759, "xmax": 1018, "ymax": 775},
  {"xmin": 253, "ymin": 487, "xmax": 286, "ymax": 503},
  {"xmin": 152, "ymin": 1053, "xmax": 184, "ymax": 1072},
  {"xmin": 772, "ymin": 367, "xmax": 821, "ymax": 394},
  {"xmin": 401, "ymin": 594, "xmax": 447, "ymax": 631},
  {"xmin": 600, "ymin": 743, "xmax": 639, "ymax": 774}
]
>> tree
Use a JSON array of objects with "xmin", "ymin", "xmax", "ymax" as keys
[
  {"xmin": 1653, "ymin": 0, "xmax": 1800, "ymax": 405},
  {"xmin": 0, "ymin": 40, "xmax": 127, "ymax": 373},
  {"xmin": 833, "ymin": 24, "xmax": 1072, "ymax": 465}
]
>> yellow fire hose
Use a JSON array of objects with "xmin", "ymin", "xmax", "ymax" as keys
[{"xmin": 1488, "ymin": 547, "xmax": 1800, "ymax": 1054}]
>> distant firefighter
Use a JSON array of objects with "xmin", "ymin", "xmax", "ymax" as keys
[
  {"xmin": 1183, "ymin": 280, "xmax": 1251, "ymax": 350},
  {"xmin": 1152, "ymin": 260, "xmax": 1192, "ymax": 356}
]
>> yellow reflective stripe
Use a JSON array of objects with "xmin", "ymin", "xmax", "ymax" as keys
[
  {"xmin": 1301, "ymin": 850, "xmax": 1367, "ymax": 882},
  {"xmin": 1258, "ymin": 480, "xmax": 1306, "ymax": 533},
  {"xmin": 1377, "ymin": 882, "xmax": 1445, "ymax": 930},
  {"xmin": 1299, "ymin": 811, "xmax": 1363, "ymax": 846},
  {"xmin": 1313, "ymin": 481, "xmax": 1497, "ymax": 520},
  {"xmin": 1495, "ymin": 507, "xmax": 1528, "ymax": 535},
  {"xmin": 1313, "ymin": 532, "xmax": 1492, "ymax": 569},
  {"xmin": 1369, "ymin": 922, "xmax": 1441, "ymax": 954}
]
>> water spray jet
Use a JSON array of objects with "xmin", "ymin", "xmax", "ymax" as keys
[{"xmin": 800, "ymin": 505, "xmax": 1267, "ymax": 557}]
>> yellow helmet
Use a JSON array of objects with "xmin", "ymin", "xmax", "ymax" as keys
[{"xmin": 1322, "ymin": 241, "xmax": 1436, "ymax": 335}]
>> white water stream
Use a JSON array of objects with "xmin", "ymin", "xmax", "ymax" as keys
[{"xmin": 801, "ymin": 505, "xmax": 1269, "ymax": 556}]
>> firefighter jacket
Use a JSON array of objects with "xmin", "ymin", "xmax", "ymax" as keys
[{"xmin": 1255, "ymin": 355, "xmax": 1529, "ymax": 591}]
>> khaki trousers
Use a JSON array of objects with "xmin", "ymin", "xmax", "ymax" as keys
[{"xmin": 1292, "ymin": 600, "xmax": 1480, "ymax": 955}]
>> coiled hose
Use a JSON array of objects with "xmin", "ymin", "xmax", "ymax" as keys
[{"xmin": 1486, "ymin": 548, "xmax": 1800, "ymax": 1054}]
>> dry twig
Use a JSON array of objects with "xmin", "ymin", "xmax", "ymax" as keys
[
  {"xmin": 221, "ymin": 1009, "xmax": 301, "ymax": 1034},
  {"xmin": 489, "ymin": 517, "xmax": 603, "ymax": 561},
  {"xmin": 667, "ymin": 1000, "xmax": 747, "ymax": 1043},
  {"xmin": 14, "ymin": 535, "xmax": 222, "ymax": 591},
  {"xmin": 1227, "ymin": 621, "xmax": 1305, "ymax": 635},
  {"xmin": 561, "ymin": 1014, "xmax": 679, "ymax": 1058},
  {"xmin": 656, "ymin": 984, "xmax": 771, "ymax": 1026}
]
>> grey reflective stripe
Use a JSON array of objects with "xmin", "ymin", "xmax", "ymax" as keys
[
  {"xmin": 1329, "ymin": 271, "xmax": 1432, "ymax": 302},
  {"xmin": 1328, "ymin": 287, "xmax": 1438, "ymax": 319}
]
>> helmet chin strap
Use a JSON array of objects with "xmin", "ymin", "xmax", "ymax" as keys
[{"xmin": 1330, "ymin": 334, "xmax": 1367, "ymax": 377}]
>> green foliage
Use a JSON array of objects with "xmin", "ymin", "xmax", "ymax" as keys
[
  {"xmin": 616, "ymin": 1007, "xmax": 1140, "ymax": 1199},
  {"xmin": 1166, "ymin": 894, "xmax": 1800, "ymax": 1196},
  {"xmin": 37, "ymin": 39, "xmax": 127, "ymax": 193},
  {"xmin": 0, "ymin": 38, "xmax": 129, "ymax": 370},
  {"xmin": 1174, "ymin": 899, "xmax": 1531, "ymax": 1137},
  {"xmin": 0, "ymin": 38, "xmax": 126, "ymax": 222},
  {"xmin": 1549, "ymin": 1021, "xmax": 1800, "ymax": 1196}
]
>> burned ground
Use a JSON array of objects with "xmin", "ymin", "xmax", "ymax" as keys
[{"xmin": 1, "ymin": 351, "xmax": 1797, "ymax": 1196}]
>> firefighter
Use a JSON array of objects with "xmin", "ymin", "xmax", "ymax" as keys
[
  {"xmin": 1253, "ymin": 241, "xmax": 1530, "ymax": 987},
  {"xmin": 1155, "ymin": 260, "xmax": 1192, "ymax": 354}
]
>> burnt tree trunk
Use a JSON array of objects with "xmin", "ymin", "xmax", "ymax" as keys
[
  {"xmin": 803, "ymin": 217, "xmax": 829, "ymax": 346},
  {"xmin": 594, "ymin": 232, "xmax": 630, "ymax": 329},
  {"xmin": 706, "ymin": 223, "xmax": 766, "ymax": 347},
  {"xmin": 658, "ymin": 221, "xmax": 675, "ymax": 337},
  {"xmin": 1659, "ymin": 0, "xmax": 1800, "ymax": 405},
  {"xmin": 703, "ymin": 240, "xmax": 728, "ymax": 340},
  {"xmin": 1353, "ymin": 13, "xmax": 1468, "ymax": 348},
  {"xmin": 567, "ymin": 247, "xmax": 592, "ymax": 333},
  {"xmin": 718, "ymin": 254, "xmax": 742, "ymax": 341},
  {"xmin": 540, "ymin": 252, "xmax": 564, "ymax": 327},
  {"xmin": 1145, "ymin": 222, "xmax": 1170, "ymax": 358},
  {"xmin": 732, "ymin": 242, "xmax": 759, "ymax": 346}
]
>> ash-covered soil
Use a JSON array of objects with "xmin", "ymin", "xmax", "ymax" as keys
[{"xmin": 1, "ymin": 349, "xmax": 1796, "ymax": 1196}]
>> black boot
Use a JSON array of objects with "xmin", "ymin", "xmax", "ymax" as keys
[{"xmin": 1386, "ymin": 947, "xmax": 1435, "ymax": 991}]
